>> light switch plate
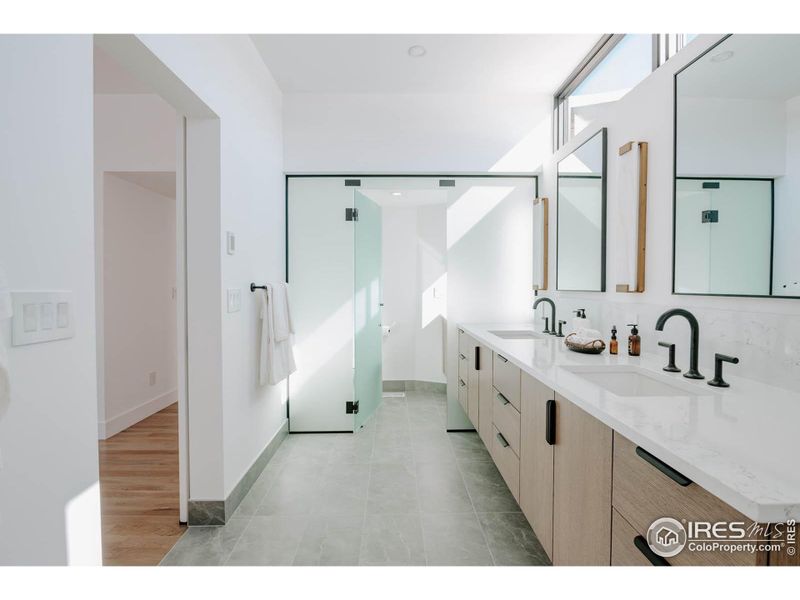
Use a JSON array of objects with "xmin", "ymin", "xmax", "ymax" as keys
[
  {"xmin": 12, "ymin": 291, "xmax": 75, "ymax": 346},
  {"xmin": 226, "ymin": 231, "xmax": 236, "ymax": 255},
  {"xmin": 227, "ymin": 288, "xmax": 241, "ymax": 313}
]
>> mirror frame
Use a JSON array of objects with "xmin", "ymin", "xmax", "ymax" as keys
[
  {"xmin": 556, "ymin": 127, "xmax": 608, "ymax": 292},
  {"xmin": 672, "ymin": 34, "xmax": 798, "ymax": 300}
]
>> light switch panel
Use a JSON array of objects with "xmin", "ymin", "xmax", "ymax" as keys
[
  {"xmin": 227, "ymin": 288, "xmax": 241, "ymax": 313},
  {"xmin": 12, "ymin": 291, "xmax": 75, "ymax": 346},
  {"xmin": 226, "ymin": 231, "xmax": 236, "ymax": 255}
]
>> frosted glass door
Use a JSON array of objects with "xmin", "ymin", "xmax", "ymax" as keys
[
  {"xmin": 287, "ymin": 177, "xmax": 355, "ymax": 432},
  {"xmin": 353, "ymin": 190, "xmax": 382, "ymax": 429}
]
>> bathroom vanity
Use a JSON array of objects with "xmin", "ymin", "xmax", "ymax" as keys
[{"xmin": 456, "ymin": 324, "xmax": 799, "ymax": 566}]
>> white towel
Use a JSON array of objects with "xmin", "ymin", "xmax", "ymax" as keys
[
  {"xmin": 0, "ymin": 265, "xmax": 12, "ymax": 421},
  {"xmin": 259, "ymin": 284, "xmax": 296, "ymax": 386},
  {"xmin": 615, "ymin": 143, "xmax": 641, "ymax": 291},
  {"xmin": 271, "ymin": 282, "xmax": 293, "ymax": 342}
]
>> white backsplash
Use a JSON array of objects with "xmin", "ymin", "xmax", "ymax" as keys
[{"xmin": 534, "ymin": 295, "xmax": 800, "ymax": 393}]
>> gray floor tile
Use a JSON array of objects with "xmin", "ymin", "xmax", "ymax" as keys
[
  {"xmin": 415, "ymin": 461, "xmax": 473, "ymax": 513},
  {"xmin": 367, "ymin": 463, "xmax": 419, "ymax": 514},
  {"xmin": 459, "ymin": 460, "xmax": 521, "ymax": 513},
  {"xmin": 160, "ymin": 517, "xmax": 250, "ymax": 566},
  {"xmin": 293, "ymin": 513, "xmax": 364, "ymax": 566},
  {"xmin": 225, "ymin": 515, "xmax": 307, "ymax": 566},
  {"xmin": 421, "ymin": 512, "xmax": 494, "ymax": 566},
  {"xmin": 256, "ymin": 462, "xmax": 324, "ymax": 516},
  {"xmin": 449, "ymin": 431, "xmax": 493, "ymax": 463},
  {"xmin": 313, "ymin": 463, "xmax": 370, "ymax": 515},
  {"xmin": 359, "ymin": 514, "xmax": 427, "ymax": 566},
  {"xmin": 477, "ymin": 512, "xmax": 551, "ymax": 566},
  {"xmin": 411, "ymin": 430, "xmax": 457, "ymax": 464},
  {"xmin": 233, "ymin": 463, "xmax": 284, "ymax": 517}
]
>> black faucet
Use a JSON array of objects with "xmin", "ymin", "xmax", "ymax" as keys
[
  {"xmin": 533, "ymin": 297, "xmax": 556, "ymax": 335},
  {"xmin": 655, "ymin": 309, "xmax": 703, "ymax": 379}
]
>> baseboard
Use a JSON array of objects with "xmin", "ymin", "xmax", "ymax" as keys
[
  {"xmin": 187, "ymin": 419, "xmax": 289, "ymax": 526},
  {"xmin": 98, "ymin": 389, "xmax": 178, "ymax": 439},
  {"xmin": 382, "ymin": 379, "xmax": 447, "ymax": 394},
  {"xmin": 223, "ymin": 419, "xmax": 289, "ymax": 521}
]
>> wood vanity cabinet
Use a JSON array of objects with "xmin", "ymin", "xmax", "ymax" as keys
[
  {"xmin": 476, "ymin": 344, "xmax": 493, "ymax": 446},
  {"xmin": 519, "ymin": 372, "xmax": 555, "ymax": 559},
  {"xmin": 612, "ymin": 433, "xmax": 765, "ymax": 567},
  {"xmin": 552, "ymin": 394, "xmax": 614, "ymax": 566}
]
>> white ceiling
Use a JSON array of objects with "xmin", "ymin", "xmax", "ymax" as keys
[
  {"xmin": 251, "ymin": 34, "xmax": 602, "ymax": 94},
  {"xmin": 678, "ymin": 35, "xmax": 800, "ymax": 101},
  {"xmin": 94, "ymin": 44, "xmax": 153, "ymax": 94}
]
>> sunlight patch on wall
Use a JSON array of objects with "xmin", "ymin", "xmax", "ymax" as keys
[
  {"xmin": 64, "ymin": 481, "xmax": 102, "ymax": 565},
  {"xmin": 447, "ymin": 186, "xmax": 514, "ymax": 249}
]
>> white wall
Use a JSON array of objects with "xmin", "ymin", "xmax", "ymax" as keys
[
  {"xmin": 284, "ymin": 92, "xmax": 552, "ymax": 173},
  {"xmin": 101, "ymin": 174, "xmax": 177, "ymax": 437},
  {"xmin": 94, "ymin": 92, "xmax": 178, "ymax": 437},
  {"xmin": 541, "ymin": 34, "xmax": 800, "ymax": 391},
  {"xmin": 0, "ymin": 35, "xmax": 101, "ymax": 565},
  {"xmin": 381, "ymin": 204, "xmax": 447, "ymax": 384},
  {"xmin": 137, "ymin": 35, "xmax": 287, "ymax": 498}
]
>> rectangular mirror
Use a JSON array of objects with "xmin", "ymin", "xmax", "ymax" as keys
[
  {"xmin": 674, "ymin": 34, "xmax": 800, "ymax": 298},
  {"xmin": 557, "ymin": 128, "xmax": 607, "ymax": 291}
]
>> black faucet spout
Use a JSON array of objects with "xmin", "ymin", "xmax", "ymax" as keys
[
  {"xmin": 655, "ymin": 308, "xmax": 704, "ymax": 379},
  {"xmin": 533, "ymin": 297, "xmax": 557, "ymax": 335}
]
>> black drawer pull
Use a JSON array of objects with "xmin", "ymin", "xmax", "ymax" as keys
[
  {"xmin": 497, "ymin": 354, "xmax": 508, "ymax": 363},
  {"xmin": 635, "ymin": 446, "xmax": 692, "ymax": 487},
  {"xmin": 496, "ymin": 432, "xmax": 510, "ymax": 448},
  {"xmin": 545, "ymin": 399, "xmax": 556, "ymax": 445},
  {"xmin": 496, "ymin": 392, "xmax": 510, "ymax": 405},
  {"xmin": 458, "ymin": 328, "xmax": 464, "ymax": 334},
  {"xmin": 459, "ymin": 379, "xmax": 466, "ymax": 387},
  {"xmin": 475, "ymin": 346, "xmax": 480, "ymax": 371},
  {"xmin": 634, "ymin": 535, "xmax": 671, "ymax": 566},
  {"xmin": 459, "ymin": 353, "xmax": 466, "ymax": 360}
]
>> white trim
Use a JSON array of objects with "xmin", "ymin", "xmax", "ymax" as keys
[{"xmin": 98, "ymin": 389, "xmax": 178, "ymax": 440}]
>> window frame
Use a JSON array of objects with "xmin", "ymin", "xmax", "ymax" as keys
[{"xmin": 553, "ymin": 34, "xmax": 693, "ymax": 151}]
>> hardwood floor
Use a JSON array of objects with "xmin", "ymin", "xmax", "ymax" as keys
[{"xmin": 98, "ymin": 403, "xmax": 185, "ymax": 566}]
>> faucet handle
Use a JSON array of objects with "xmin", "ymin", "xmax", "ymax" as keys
[
  {"xmin": 658, "ymin": 341, "xmax": 680, "ymax": 373},
  {"xmin": 557, "ymin": 320, "xmax": 566, "ymax": 338},
  {"xmin": 573, "ymin": 308, "xmax": 586, "ymax": 318},
  {"xmin": 708, "ymin": 354, "xmax": 739, "ymax": 388},
  {"xmin": 542, "ymin": 316, "xmax": 550, "ymax": 334}
]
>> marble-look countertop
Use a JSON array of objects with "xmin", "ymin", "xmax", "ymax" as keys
[{"xmin": 460, "ymin": 323, "xmax": 800, "ymax": 523}]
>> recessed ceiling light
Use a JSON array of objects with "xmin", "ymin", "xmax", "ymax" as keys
[
  {"xmin": 711, "ymin": 50, "xmax": 734, "ymax": 63},
  {"xmin": 408, "ymin": 45, "xmax": 426, "ymax": 58},
  {"xmin": 392, "ymin": 192, "xmax": 402, "ymax": 196}
]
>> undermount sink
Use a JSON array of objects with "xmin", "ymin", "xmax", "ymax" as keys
[
  {"xmin": 488, "ymin": 329, "xmax": 549, "ymax": 340},
  {"xmin": 562, "ymin": 365, "xmax": 704, "ymax": 398}
]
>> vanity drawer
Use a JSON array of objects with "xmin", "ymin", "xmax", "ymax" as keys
[
  {"xmin": 493, "ymin": 353, "xmax": 521, "ymax": 411},
  {"xmin": 491, "ymin": 425, "xmax": 520, "ymax": 501},
  {"xmin": 457, "ymin": 378, "xmax": 468, "ymax": 412},
  {"xmin": 492, "ymin": 388, "xmax": 521, "ymax": 457},
  {"xmin": 611, "ymin": 509, "xmax": 652, "ymax": 566},
  {"xmin": 613, "ymin": 432, "xmax": 759, "ymax": 566}
]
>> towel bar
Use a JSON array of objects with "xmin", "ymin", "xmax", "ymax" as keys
[{"xmin": 250, "ymin": 283, "xmax": 268, "ymax": 293}]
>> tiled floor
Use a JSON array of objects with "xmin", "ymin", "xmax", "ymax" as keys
[{"xmin": 160, "ymin": 391, "xmax": 550, "ymax": 566}]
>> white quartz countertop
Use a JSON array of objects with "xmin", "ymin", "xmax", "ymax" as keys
[{"xmin": 459, "ymin": 323, "xmax": 800, "ymax": 523}]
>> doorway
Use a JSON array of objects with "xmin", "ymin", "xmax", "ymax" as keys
[
  {"xmin": 93, "ymin": 42, "xmax": 184, "ymax": 565},
  {"xmin": 286, "ymin": 175, "xmax": 535, "ymax": 434}
]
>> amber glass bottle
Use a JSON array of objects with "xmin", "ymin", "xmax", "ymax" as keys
[
  {"xmin": 627, "ymin": 323, "xmax": 641, "ymax": 356},
  {"xmin": 609, "ymin": 326, "xmax": 618, "ymax": 355}
]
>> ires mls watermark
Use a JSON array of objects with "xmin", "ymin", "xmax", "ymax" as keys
[{"xmin": 646, "ymin": 517, "xmax": 797, "ymax": 558}]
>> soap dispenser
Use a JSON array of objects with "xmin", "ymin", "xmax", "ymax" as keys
[
  {"xmin": 609, "ymin": 326, "xmax": 618, "ymax": 355},
  {"xmin": 627, "ymin": 324, "xmax": 641, "ymax": 357}
]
